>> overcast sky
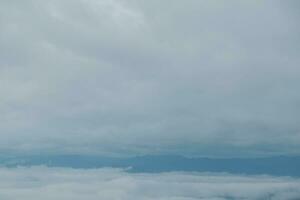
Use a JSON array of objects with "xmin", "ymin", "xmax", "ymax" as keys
[{"xmin": 0, "ymin": 0, "xmax": 299, "ymax": 157}]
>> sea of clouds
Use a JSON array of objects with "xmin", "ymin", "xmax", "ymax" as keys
[{"xmin": 0, "ymin": 166, "xmax": 299, "ymax": 200}]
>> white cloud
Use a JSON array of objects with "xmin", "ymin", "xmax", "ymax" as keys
[{"xmin": 0, "ymin": 167, "xmax": 299, "ymax": 200}]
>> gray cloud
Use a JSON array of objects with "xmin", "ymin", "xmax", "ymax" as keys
[
  {"xmin": 0, "ymin": 167, "xmax": 300, "ymax": 200},
  {"xmin": 0, "ymin": 0, "xmax": 299, "ymax": 156}
]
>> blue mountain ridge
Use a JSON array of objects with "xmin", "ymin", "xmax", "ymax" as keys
[{"xmin": 1, "ymin": 154, "xmax": 299, "ymax": 177}]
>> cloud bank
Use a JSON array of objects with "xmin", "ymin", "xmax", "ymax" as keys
[
  {"xmin": 0, "ymin": 0, "xmax": 300, "ymax": 156},
  {"xmin": 0, "ymin": 167, "xmax": 299, "ymax": 200}
]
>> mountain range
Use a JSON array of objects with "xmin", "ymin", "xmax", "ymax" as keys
[{"xmin": 1, "ymin": 154, "xmax": 299, "ymax": 177}]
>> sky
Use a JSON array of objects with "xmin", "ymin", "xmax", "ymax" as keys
[
  {"xmin": 0, "ymin": 166, "xmax": 300, "ymax": 199},
  {"xmin": 0, "ymin": 0, "xmax": 300, "ymax": 157}
]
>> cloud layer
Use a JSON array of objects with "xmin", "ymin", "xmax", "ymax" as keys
[
  {"xmin": 0, "ymin": 0, "xmax": 300, "ymax": 156},
  {"xmin": 0, "ymin": 167, "xmax": 299, "ymax": 200}
]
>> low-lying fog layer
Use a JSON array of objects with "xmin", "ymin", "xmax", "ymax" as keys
[{"xmin": 0, "ymin": 167, "xmax": 299, "ymax": 200}]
